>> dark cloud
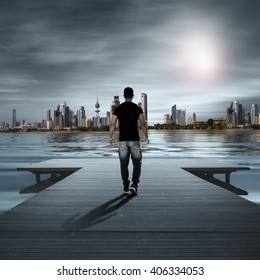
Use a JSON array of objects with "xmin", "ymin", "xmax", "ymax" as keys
[{"xmin": 0, "ymin": 0, "xmax": 260, "ymax": 124}]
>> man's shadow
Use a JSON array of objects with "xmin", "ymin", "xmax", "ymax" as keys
[{"xmin": 63, "ymin": 194, "xmax": 135, "ymax": 230}]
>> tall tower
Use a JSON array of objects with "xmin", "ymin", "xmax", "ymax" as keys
[
  {"xmin": 141, "ymin": 93, "xmax": 148, "ymax": 121},
  {"xmin": 95, "ymin": 97, "xmax": 100, "ymax": 127},
  {"xmin": 233, "ymin": 99, "xmax": 243, "ymax": 125},
  {"xmin": 251, "ymin": 104, "xmax": 258, "ymax": 124},
  {"xmin": 47, "ymin": 110, "xmax": 52, "ymax": 121},
  {"xmin": 192, "ymin": 112, "xmax": 196, "ymax": 122},
  {"xmin": 12, "ymin": 109, "xmax": 16, "ymax": 128},
  {"xmin": 176, "ymin": 109, "xmax": 186, "ymax": 125},
  {"xmin": 77, "ymin": 106, "xmax": 86, "ymax": 127},
  {"xmin": 171, "ymin": 105, "xmax": 176, "ymax": 123},
  {"xmin": 227, "ymin": 102, "xmax": 234, "ymax": 125}
]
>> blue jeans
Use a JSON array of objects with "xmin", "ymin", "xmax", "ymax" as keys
[{"xmin": 118, "ymin": 141, "xmax": 142, "ymax": 186}]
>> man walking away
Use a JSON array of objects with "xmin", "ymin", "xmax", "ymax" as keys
[{"xmin": 109, "ymin": 87, "xmax": 149, "ymax": 195}]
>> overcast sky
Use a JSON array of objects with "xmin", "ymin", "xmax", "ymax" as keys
[{"xmin": 0, "ymin": 0, "xmax": 260, "ymax": 124}]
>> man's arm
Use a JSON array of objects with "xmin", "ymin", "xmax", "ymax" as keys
[
  {"xmin": 109, "ymin": 115, "xmax": 118, "ymax": 144},
  {"xmin": 139, "ymin": 114, "xmax": 150, "ymax": 144}
]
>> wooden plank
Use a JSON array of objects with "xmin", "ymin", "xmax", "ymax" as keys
[{"xmin": 0, "ymin": 158, "xmax": 259, "ymax": 260}]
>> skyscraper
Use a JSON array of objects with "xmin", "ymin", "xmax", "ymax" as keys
[
  {"xmin": 47, "ymin": 110, "xmax": 52, "ymax": 121},
  {"xmin": 12, "ymin": 109, "xmax": 16, "ymax": 128},
  {"xmin": 227, "ymin": 99, "xmax": 243, "ymax": 125},
  {"xmin": 171, "ymin": 105, "xmax": 176, "ymax": 123},
  {"xmin": 226, "ymin": 106, "xmax": 233, "ymax": 125},
  {"xmin": 164, "ymin": 114, "xmax": 172, "ymax": 124},
  {"xmin": 176, "ymin": 109, "xmax": 186, "ymax": 125},
  {"xmin": 54, "ymin": 108, "xmax": 61, "ymax": 127},
  {"xmin": 77, "ymin": 106, "xmax": 86, "ymax": 127},
  {"xmin": 141, "ymin": 93, "xmax": 148, "ymax": 121},
  {"xmin": 54, "ymin": 102, "xmax": 70, "ymax": 128},
  {"xmin": 192, "ymin": 113, "xmax": 197, "ymax": 122},
  {"xmin": 250, "ymin": 104, "xmax": 258, "ymax": 124},
  {"xmin": 63, "ymin": 102, "xmax": 70, "ymax": 127},
  {"xmin": 233, "ymin": 99, "xmax": 243, "ymax": 125},
  {"xmin": 46, "ymin": 109, "xmax": 53, "ymax": 129}
]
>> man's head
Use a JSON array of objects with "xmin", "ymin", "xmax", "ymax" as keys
[{"xmin": 123, "ymin": 87, "xmax": 134, "ymax": 99}]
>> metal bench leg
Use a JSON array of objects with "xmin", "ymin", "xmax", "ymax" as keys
[
  {"xmin": 225, "ymin": 172, "xmax": 231, "ymax": 184},
  {"xmin": 35, "ymin": 173, "xmax": 41, "ymax": 183}
]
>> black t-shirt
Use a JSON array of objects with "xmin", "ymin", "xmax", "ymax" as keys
[{"xmin": 113, "ymin": 102, "xmax": 143, "ymax": 141}]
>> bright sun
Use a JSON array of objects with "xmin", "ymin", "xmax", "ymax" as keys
[
  {"xmin": 179, "ymin": 33, "xmax": 220, "ymax": 81},
  {"xmin": 190, "ymin": 45, "xmax": 217, "ymax": 75}
]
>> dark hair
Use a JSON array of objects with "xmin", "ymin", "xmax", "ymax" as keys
[{"xmin": 123, "ymin": 87, "xmax": 134, "ymax": 99}]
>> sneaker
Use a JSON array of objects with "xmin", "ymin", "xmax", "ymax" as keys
[
  {"xmin": 129, "ymin": 184, "xmax": 138, "ymax": 195},
  {"xmin": 123, "ymin": 185, "xmax": 131, "ymax": 194}
]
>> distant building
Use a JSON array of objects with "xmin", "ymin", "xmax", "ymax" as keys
[
  {"xmin": 188, "ymin": 113, "xmax": 197, "ymax": 125},
  {"xmin": 164, "ymin": 114, "xmax": 172, "ymax": 124},
  {"xmin": 176, "ymin": 109, "xmax": 186, "ymax": 125},
  {"xmin": 77, "ymin": 106, "xmax": 86, "ymax": 127},
  {"xmin": 12, "ymin": 109, "xmax": 16, "ymax": 128},
  {"xmin": 53, "ymin": 102, "xmax": 71, "ymax": 128},
  {"xmin": 87, "ymin": 118, "xmax": 92, "ymax": 127},
  {"xmin": 110, "ymin": 96, "xmax": 120, "ymax": 126},
  {"xmin": 100, "ymin": 117, "xmax": 108, "ymax": 126},
  {"xmin": 187, "ymin": 116, "xmax": 193, "ymax": 125},
  {"xmin": 111, "ymin": 96, "xmax": 120, "ymax": 114},
  {"xmin": 244, "ymin": 112, "xmax": 250, "ymax": 125},
  {"xmin": 71, "ymin": 115, "xmax": 78, "ymax": 128},
  {"xmin": 192, "ymin": 113, "xmax": 196, "ymax": 122},
  {"xmin": 46, "ymin": 109, "xmax": 54, "ymax": 129},
  {"xmin": 250, "ymin": 104, "xmax": 258, "ymax": 124},
  {"xmin": 94, "ymin": 97, "xmax": 101, "ymax": 128},
  {"xmin": 105, "ymin": 111, "xmax": 110, "ymax": 126},
  {"xmin": 171, "ymin": 105, "xmax": 176, "ymax": 123},
  {"xmin": 42, "ymin": 119, "xmax": 47, "ymax": 129},
  {"xmin": 227, "ymin": 99, "xmax": 243, "ymax": 125},
  {"xmin": 47, "ymin": 110, "xmax": 52, "ymax": 121},
  {"xmin": 54, "ymin": 109, "xmax": 61, "ymax": 127},
  {"xmin": 64, "ymin": 103, "xmax": 70, "ymax": 127}
]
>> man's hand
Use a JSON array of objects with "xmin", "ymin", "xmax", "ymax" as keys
[
  {"xmin": 109, "ymin": 115, "xmax": 117, "ymax": 145},
  {"xmin": 109, "ymin": 137, "xmax": 114, "ymax": 145}
]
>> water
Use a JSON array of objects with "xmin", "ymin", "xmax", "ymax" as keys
[{"xmin": 0, "ymin": 129, "xmax": 259, "ymax": 214}]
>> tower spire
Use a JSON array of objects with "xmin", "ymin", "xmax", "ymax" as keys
[
  {"xmin": 95, "ymin": 96, "xmax": 100, "ymax": 115},
  {"xmin": 95, "ymin": 96, "xmax": 100, "ymax": 127}
]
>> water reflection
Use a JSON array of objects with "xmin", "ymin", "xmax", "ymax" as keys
[
  {"xmin": 1, "ymin": 130, "xmax": 259, "ymax": 159},
  {"xmin": 147, "ymin": 130, "xmax": 260, "ymax": 159},
  {"xmin": 45, "ymin": 132, "xmax": 88, "ymax": 143},
  {"xmin": 38, "ymin": 130, "xmax": 260, "ymax": 158},
  {"xmin": 43, "ymin": 132, "xmax": 116, "ymax": 156}
]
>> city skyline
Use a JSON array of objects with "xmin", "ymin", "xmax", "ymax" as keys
[
  {"xmin": 2, "ymin": 96, "xmax": 259, "ymax": 128},
  {"xmin": 1, "ymin": 0, "xmax": 260, "ymax": 125}
]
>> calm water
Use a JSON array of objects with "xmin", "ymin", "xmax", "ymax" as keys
[{"xmin": 0, "ymin": 130, "xmax": 260, "ymax": 213}]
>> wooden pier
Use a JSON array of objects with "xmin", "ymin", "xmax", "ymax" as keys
[{"xmin": 0, "ymin": 158, "xmax": 260, "ymax": 260}]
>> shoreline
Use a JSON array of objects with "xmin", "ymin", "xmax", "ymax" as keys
[{"xmin": 1, "ymin": 126, "xmax": 260, "ymax": 133}]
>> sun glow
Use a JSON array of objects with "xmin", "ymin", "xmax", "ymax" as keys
[
  {"xmin": 178, "ymin": 32, "xmax": 221, "ymax": 81},
  {"xmin": 189, "ymin": 41, "xmax": 217, "ymax": 75},
  {"xmin": 197, "ymin": 53, "xmax": 215, "ymax": 73}
]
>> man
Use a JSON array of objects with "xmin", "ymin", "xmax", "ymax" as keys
[{"xmin": 109, "ymin": 87, "xmax": 149, "ymax": 195}]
